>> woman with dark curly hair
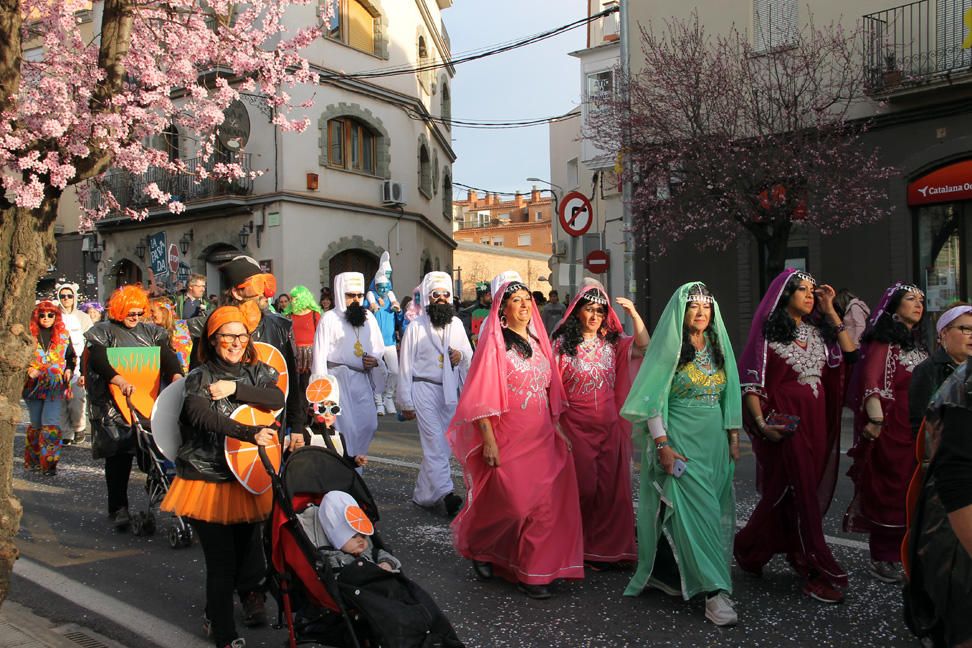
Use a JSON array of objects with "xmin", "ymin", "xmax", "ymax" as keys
[
  {"xmin": 844, "ymin": 283, "xmax": 927, "ymax": 584},
  {"xmin": 550, "ymin": 278, "xmax": 648, "ymax": 570},
  {"xmin": 621, "ymin": 282, "xmax": 741, "ymax": 625},
  {"xmin": 448, "ymin": 271, "xmax": 583, "ymax": 600},
  {"xmin": 735, "ymin": 269, "xmax": 857, "ymax": 604}
]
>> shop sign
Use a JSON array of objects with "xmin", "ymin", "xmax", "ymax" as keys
[{"xmin": 907, "ymin": 159, "xmax": 972, "ymax": 206}]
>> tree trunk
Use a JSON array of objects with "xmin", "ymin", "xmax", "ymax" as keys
[
  {"xmin": 0, "ymin": 197, "xmax": 60, "ymax": 605},
  {"xmin": 762, "ymin": 221, "xmax": 793, "ymax": 290}
]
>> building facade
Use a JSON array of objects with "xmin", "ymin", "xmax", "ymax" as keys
[
  {"xmin": 553, "ymin": 0, "xmax": 972, "ymax": 345},
  {"xmin": 70, "ymin": 0, "xmax": 456, "ymax": 302}
]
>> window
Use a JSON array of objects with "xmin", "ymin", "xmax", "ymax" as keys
[
  {"xmin": 567, "ymin": 158, "xmax": 579, "ymax": 188},
  {"xmin": 753, "ymin": 0, "xmax": 797, "ymax": 52},
  {"xmin": 586, "ymin": 70, "xmax": 614, "ymax": 112},
  {"xmin": 492, "ymin": 237, "xmax": 504, "ymax": 247},
  {"xmin": 327, "ymin": 0, "xmax": 378, "ymax": 55},
  {"xmin": 442, "ymin": 173, "xmax": 452, "ymax": 220},
  {"xmin": 480, "ymin": 238, "xmax": 490, "ymax": 245},
  {"xmin": 517, "ymin": 234, "xmax": 532, "ymax": 247},
  {"xmin": 326, "ymin": 117, "xmax": 377, "ymax": 174},
  {"xmin": 418, "ymin": 35, "xmax": 432, "ymax": 91},
  {"xmin": 162, "ymin": 125, "xmax": 179, "ymax": 161},
  {"xmin": 477, "ymin": 211, "xmax": 490, "ymax": 226},
  {"xmin": 535, "ymin": 211, "xmax": 543, "ymax": 221},
  {"xmin": 418, "ymin": 144, "xmax": 432, "ymax": 197},
  {"xmin": 441, "ymin": 83, "xmax": 451, "ymax": 128}
]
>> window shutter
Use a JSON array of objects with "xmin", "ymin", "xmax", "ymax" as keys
[
  {"xmin": 753, "ymin": 0, "xmax": 797, "ymax": 52},
  {"xmin": 348, "ymin": 0, "xmax": 375, "ymax": 53}
]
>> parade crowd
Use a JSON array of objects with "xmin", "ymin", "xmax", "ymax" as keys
[{"xmin": 21, "ymin": 255, "xmax": 972, "ymax": 648}]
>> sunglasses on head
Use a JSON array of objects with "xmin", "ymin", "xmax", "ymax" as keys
[{"xmin": 38, "ymin": 312, "xmax": 56, "ymax": 319}]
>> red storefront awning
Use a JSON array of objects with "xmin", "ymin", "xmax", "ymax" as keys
[{"xmin": 908, "ymin": 159, "xmax": 972, "ymax": 206}]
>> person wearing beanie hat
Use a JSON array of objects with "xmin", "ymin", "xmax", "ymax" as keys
[
  {"xmin": 397, "ymin": 271, "xmax": 472, "ymax": 517},
  {"xmin": 311, "ymin": 272, "xmax": 386, "ymax": 460},
  {"xmin": 458, "ymin": 280, "xmax": 492, "ymax": 348},
  {"xmin": 55, "ymin": 281, "xmax": 92, "ymax": 444},
  {"xmin": 316, "ymin": 490, "xmax": 401, "ymax": 572}
]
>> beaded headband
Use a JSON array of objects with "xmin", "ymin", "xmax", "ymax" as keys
[
  {"xmin": 793, "ymin": 271, "xmax": 817, "ymax": 286},
  {"xmin": 503, "ymin": 281, "xmax": 528, "ymax": 297},
  {"xmin": 686, "ymin": 283, "xmax": 713, "ymax": 304},
  {"xmin": 582, "ymin": 291, "xmax": 608, "ymax": 306}
]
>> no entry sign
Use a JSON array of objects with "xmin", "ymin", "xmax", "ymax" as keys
[
  {"xmin": 559, "ymin": 191, "xmax": 593, "ymax": 237},
  {"xmin": 584, "ymin": 249, "xmax": 610, "ymax": 274}
]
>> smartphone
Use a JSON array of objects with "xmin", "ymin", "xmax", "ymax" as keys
[
  {"xmin": 766, "ymin": 413, "xmax": 800, "ymax": 433},
  {"xmin": 672, "ymin": 458, "xmax": 687, "ymax": 478}
]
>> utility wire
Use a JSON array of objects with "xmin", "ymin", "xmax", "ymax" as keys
[
  {"xmin": 454, "ymin": 182, "xmax": 556, "ymax": 197},
  {"xmin": 321, "ymin": 6, "xmax": 618, "ymax": 81},
  {"xmin": 405, "ymin": 107, "xmax": 580, "ymax": 130}
]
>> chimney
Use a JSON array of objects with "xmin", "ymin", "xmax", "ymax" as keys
[
  {"xmin": 515, "ymin": 192, "xmax": 525, "ymax": 208},
  {"xmin": 467, "ymin": 189, "xmax": 477, "ymax": 203},
  {"xmin": 530, "ymin": 185, "xmax": 541, "ymax": 203}
]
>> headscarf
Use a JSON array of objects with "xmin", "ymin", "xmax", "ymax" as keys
[
  {"xmin": 490, "ymin": 270, "xmax": 522, "ymax": 300},
  {"xmin": 738, "ymin": 268, "xmax": 841, "ymax": 392},
  {"xmin": 333, "ymin": 272, "xmax": 366, "ymax": 315},
  {"xmin": 936, "ymin": 304, "xmax": 972, "ymax": 335},
  {"xmin": 206, "ymin": 305, "xmax": 256, "ymax": 337},
  {"xmin": 54, "ymin": 282, "xmax": 79, "ymax": 313},
  {"xmin": 552, "ymin": 278, "xmax": 623, "ymax": 338},
  {"xmin": 106, "ymin": 285, "xmax": 149, "ymax": 323},
  {"xmin": 418, "ymin": 271, "xmax": 461, "ymax": 404},
  {"xmin": 447, "ymin": 276, "xmax": 567, "ymax": 464},
  {"xmin": 420, "ymin": 271, "xmax": 453, "ymax": 314},
  {"xmin": 621, "ymin": 282, "xmax": 741, "ymax": 430},
  {"xmin": 865, "ymin": 281, "xmax": 924, "ymax": 331},
  {"xmin": 283, "ymin": 285, "xmax": 322, "ymax": 316}
]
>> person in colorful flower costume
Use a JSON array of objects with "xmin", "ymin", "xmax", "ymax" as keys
[
  {"xmin": 844, "ymin": 282, "xmax": 928, "ymax": 584},
  {"xmin": 23, "ymin": 301, "xmax": 77, "ymax": 475},
  {"xmin": 150, "ymin": 296, "xmax": 193, "ymax": 375},
  {"xmin": 550, "ymin": 278, "xmax": 647, "ymax": 571},
  {"xmin": 621, "ymin": 282, "xmax": 740, "ymax": 626}
]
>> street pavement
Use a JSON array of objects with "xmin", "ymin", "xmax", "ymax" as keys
[{"xmin": 8, "ymin": 417, "xmax": 918, "ymax": 648}]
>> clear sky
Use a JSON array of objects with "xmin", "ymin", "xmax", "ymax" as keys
[{"xmin": 444, "ymin": 1, "xmax": 585, "ymax": 199}]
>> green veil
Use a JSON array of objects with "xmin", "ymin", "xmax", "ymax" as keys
[{"xmin": 620, "ymin": 281, "xmax": 741, "ymax": 431}]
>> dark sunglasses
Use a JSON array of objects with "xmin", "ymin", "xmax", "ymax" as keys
[
  {"xmin": 320, "ymin": 404, "xmax": 341, "ymax": 415},
  {"xmin": 126, "ymin": 310, "xmax": 145, "ymax": 318},
  {"xmin": 38, "ymin": 312, "xmax": 57, "ymax": 319},
  {"xmin": 58, "ymin": 293, "xmax": 74, "ymax": 300},
  {"xmin": 345, "ymin": 293, "xmax": 364, "ymax": 299}
]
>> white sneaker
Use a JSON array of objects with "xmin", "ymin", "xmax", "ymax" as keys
[
  {"xmin": 383, "ymin": 396, "xmax": 397, "ymax": 415},
  {"xmin": 705, "ymin": 592, "xmax": 738, "ymax": 626},
  {"xmin": 375, "ymin": 401, "xmax": 386, "ymax": 416}
]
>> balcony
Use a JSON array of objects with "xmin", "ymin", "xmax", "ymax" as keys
[
  {"xmin": 85, "ymin": 153, "xmax": 254, "ymax": 215},
  {"xmin": 863, "ymin": 0, "xmax": 972, "ymax": 97}
]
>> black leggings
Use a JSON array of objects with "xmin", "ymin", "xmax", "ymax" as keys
[
  {"xmin": 105, "ymin": 454, "xmax": 134, "ymax": 516},
  {"xmin": 190, "ymin": 518, "xmax": 263, "ymax": 645}
]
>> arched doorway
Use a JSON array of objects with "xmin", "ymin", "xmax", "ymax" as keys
[
  {"xmin": 111, "ymin": 259, "xmax": 143, "ymax": 290},
  {"xmin": 329, "ymin": 249, "xmax": 378, "ymax": 289},
  {"xmin": 422, "ymin": 257, "xmax": 432, "ymax": 275}
]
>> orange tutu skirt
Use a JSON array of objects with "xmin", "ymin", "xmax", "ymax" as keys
[{"xmin": 161, "ymin": 476, "xmax": 272, "ymax": 524}]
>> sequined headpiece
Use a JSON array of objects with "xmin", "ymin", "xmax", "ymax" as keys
[
  {"xmin": 582, "ymin": 291, "xmax": 608, "ymax": 306},
  {"xmin": 686, "ymin": 282, "xmax": 713, "ymax": 304},
  {"xmin": 503, "ymin": 281, "xmax": 528, "ymax": 297},
  {"xmin": 793, "ymin": 271, "xmax": 816, "ymax": 286}
]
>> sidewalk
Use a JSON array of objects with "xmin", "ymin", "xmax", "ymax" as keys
[{"xmin": 0, "ymin": 600, "xmax": 127, "ymax": 648}]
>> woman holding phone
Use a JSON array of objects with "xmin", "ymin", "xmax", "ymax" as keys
[
  {"xmin": 735, "ymin": 269, "xmax": 858, "ymax": 604},
  {"xmin": 621, "ymin": 282, "xmax": 741, "ymax": 626}
]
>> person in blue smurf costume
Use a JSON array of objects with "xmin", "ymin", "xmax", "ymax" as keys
[{"xmin": 365, "ymin": 251, "xmax": 401, "ymax": 416}]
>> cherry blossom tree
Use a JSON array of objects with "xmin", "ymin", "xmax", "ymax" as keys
[
  {"xmin": 0, "ymin": 0, "xmax": 327, "ymax": 603},
  {"xmin": 587, "ymin": 13, "xmax": 897, "ymax": 287}
]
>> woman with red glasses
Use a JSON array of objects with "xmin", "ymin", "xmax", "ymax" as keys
[
  {"xmin": 85, "ymin": 285, "xmax": 183, "ymax": 530},
  {"xmin": 23, "ymin": 301, "xmax": 76, "ymax": 475}
]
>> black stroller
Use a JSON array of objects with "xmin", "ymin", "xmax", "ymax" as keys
[
  {"xmin": 127, "ymin": 395, "xmax": 193, "ymax": 547},
  {"xmin": 259, "ymin": 444, "xmax": 464, "ymax": 648}
]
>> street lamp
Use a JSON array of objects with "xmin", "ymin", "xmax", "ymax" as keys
[
  {"xmin": 179, "ymin": 228, "xmax": 193, "ymax": 255},
  {"xmin": 238, "ymin": 224, "xmax": 250, "ymax": 248},
  {"xmin": 526, "ymin": 177, "xmax": 573, "ymax": 295},
  {"xmin": 135, "ymin": 237, "xmax": 147, "ymax": 261},
  {"xmin": 90, "ymin": 241, "xmax": 102, "ymax": 263}
]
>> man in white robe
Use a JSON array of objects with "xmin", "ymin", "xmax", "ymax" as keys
[
  {"xmin": 397, "ymin": 272, "xmax": 472, "ymax": 516},
  {"xmin": 56, "ymin": 282, "xmax": 92, "ymax": 444},
  {"xmin": 312, "ymin": 272, "xmax": 385, "ymax": 458}
]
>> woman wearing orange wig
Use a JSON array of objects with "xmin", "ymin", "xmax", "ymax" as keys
[
  {"xmin": 85, "ymin": 284, "xmax": 183, "ymax": 530},
  {"xmin": 23, "ymin": 301, "xmax": 76, "ymax": 475},
  {"xmin": 160, "ymin": 306, "xmax": 283, "ymax": 648}
]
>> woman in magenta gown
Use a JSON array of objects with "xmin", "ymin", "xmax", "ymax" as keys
[
  {"xmin": 447, "ymin": 272, "xmax": 584, "ymax": 599},
  {"xmin": 550, "ymin": 279, "xmax": 647, "ymax": 568},
  {"xmin": 844, "ymin": 283, "xmax": 927, "ymax": 583},
  {"xmin": 735, "ymin": 269, "xmax": 858, "ymax": 604}
]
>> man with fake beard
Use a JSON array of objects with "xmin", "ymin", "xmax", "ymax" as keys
[
  {"xmin": 312, "ymin": 272, "xmax": 386, "ymax": 458},
  {"xmin": 398, "ymin": 272, "xmax": 472, "ymax": 516}
]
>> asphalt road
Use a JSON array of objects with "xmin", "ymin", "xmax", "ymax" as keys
[{"xmin": 8, "ymin": 417, "xmax": 918, "ymax": 648}]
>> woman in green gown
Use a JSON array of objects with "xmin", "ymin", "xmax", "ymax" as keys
[{"xmin": 621, "ymin": 282, "xmax": 742, "ymax": 626}]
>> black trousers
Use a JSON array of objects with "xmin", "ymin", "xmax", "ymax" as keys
[
  {"xmin": 190, "ymin": 518, "xmax": 262, "ymax": 645},
  {"xmin": 105, "ymin": 453, "xmax": 134, "ymax": 515}
]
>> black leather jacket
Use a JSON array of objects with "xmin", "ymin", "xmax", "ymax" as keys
[{"xmin": 177, "ymin": 358, "xmax": 284, "ymax": 482}]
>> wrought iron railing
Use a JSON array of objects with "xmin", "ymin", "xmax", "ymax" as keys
[
  {"xmin": 85, "ymin": 153, "xmax": 253, "ymax": 213},
  {"xmin": 863, "ymin": 0, "xmax": 972, "ymax": 92}
]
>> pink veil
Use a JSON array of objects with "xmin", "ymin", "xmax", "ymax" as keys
[{"xmin": 446, "ymin": 281, "xmax": 567, "ymax": 464}]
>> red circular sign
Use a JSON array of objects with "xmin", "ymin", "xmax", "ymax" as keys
[
  {"xmin": 584, "ymin": 249, "xmax": 610, "ymax": 274},
  {"xmin": 168, "ymin": 243, "xmax": 180, "ymax": 274},
  {"xmin": 558, "ymin": 191, "xmax": 594, "ymax": 237}
]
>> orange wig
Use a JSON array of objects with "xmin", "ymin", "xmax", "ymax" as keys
[{"xmin": 107, "ymin": 285, "xmax": 150, "ymax": 323}]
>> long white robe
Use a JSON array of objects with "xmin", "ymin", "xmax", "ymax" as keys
[
  {"xmin": 397, "ymin": 314, "xmax": 472, "ymax": 506},
  {"xmin": 311, "ymin": 310, "xmax": 385, "ymax": 457}
]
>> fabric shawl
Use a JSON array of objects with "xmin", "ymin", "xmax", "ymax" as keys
[
  {"xmin": 621, "ymin": 282, "xmax": 741, "ymax": 431},
  {"xmin": 552, "ymin": 278, "xmax": 624, "ymax": 337},
  {"xmin": 446, "ymin": 280, "xmax": 567, "ymax": 464},
  {"xmin": 738, "ymin": 268, "xmax": 841, "ymax": 393}
]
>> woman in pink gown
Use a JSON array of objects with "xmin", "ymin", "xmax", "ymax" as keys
[
  {"xmin": 550, "ymin": 279, "xmax": 647, "ymax": 568},
  {"xmin": 447, "ymin": 272, "xmax": 584, "ymax": 600}
]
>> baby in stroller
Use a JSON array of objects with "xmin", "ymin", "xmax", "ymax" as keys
[{"xmin": 315, "ymin": 490, "xmax": 400, "ymax": 574}]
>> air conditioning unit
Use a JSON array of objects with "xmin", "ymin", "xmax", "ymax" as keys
[
  {"xmin": 553, "ymin": 240, "xmax": 567, "ymax": 256},
  {"xmin": 381, "ymin": 180, "xmax": 407, "ymax": 206}
]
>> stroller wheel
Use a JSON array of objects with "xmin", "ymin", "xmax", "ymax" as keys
[
  {"xmin": 181, "ymin": 525, "xmax": 194, "ymax": 547},
  {"xmin": 168, "ymin": 526, "xmax": 181, "ymax": 548}
]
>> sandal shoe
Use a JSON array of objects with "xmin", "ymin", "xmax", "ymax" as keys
[{"xmin": 472, "ymin": 560, "xmax": 493, "ymax": 581}]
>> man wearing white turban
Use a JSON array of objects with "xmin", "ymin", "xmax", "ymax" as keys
[
  {"xmin": 398, "ymin": 272, "xmax": 472, "ymax": 516},
  {"xmin": 311, "ymin": 272, "xmax": 386, "ymax": 458}
]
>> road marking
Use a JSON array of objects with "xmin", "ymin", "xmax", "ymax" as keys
[
  {"xmin": 13, "ymin": 557, "xmax": 211, "ymax": 648},
  {"xmin": 367, "ymin": 453, "xmax": 871, "ymax": 552},
  {"xmin": 13, "ymin": 477, "xmax": 70, "ymax": 495}
]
